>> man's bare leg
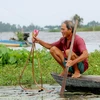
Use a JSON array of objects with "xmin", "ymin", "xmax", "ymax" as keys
[
  {"xmin": 71, "ymin": 55, "xmax": 81, "ymax": 78},
  {"xmin": 72, "ymin": 64, "xmax": 81, "ymax": 78},
  {"xmin": 50, "ymin": 46, "xmax": 72, "ymax": 76},
  {"xmin": 50, "ymin": 46, "xmax": 65, "ymax": 75},
  {"xmin": 65, "ymin": 49, "xmax": 81, "ymax": 78}
]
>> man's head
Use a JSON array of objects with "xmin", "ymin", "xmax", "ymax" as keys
[{"xmin": 61, "ymin": 20, "xmax": 74, "ymax": 38}]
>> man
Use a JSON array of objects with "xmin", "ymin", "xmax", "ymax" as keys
[{"xmin": 33, "ymin": 20, "xmax": 89, "ymax": 78}]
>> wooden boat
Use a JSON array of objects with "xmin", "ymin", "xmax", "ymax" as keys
[
  {"xmin": 51, "ymin": 73, "xmax": 100, "ymax": 94},
  {"xmin": 0, "ymin": 40, "xmax": 32, "ymax": 47}
]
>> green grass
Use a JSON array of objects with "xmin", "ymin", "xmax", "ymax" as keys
[
  {"xmin": 84, "ymin": 50, "xmax": 100, "ymax": 75},
  {"xmin": 0, "ymin": 46, "xmax": 100, "ymax": 86}
]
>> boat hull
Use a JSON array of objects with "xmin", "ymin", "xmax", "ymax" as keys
[
  {"xmin": 51, "ymin": 73, "xmax": 100, "ymax": 94},
  {"xmin": 0, "ymin": 40, "xmax": 32, "ymax": 47}
]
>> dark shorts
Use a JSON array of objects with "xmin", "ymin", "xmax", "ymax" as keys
[{"xmin": 63, "ymin": 58, "xmax": 84, "ymax": 74}]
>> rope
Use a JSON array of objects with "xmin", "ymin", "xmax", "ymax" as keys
[
  {"xmin": 19, "ymin": 42, "xmax": 34, "ymax": 90},
  {"xmin": 19, "ymin": 42, "xmax": 54, "ymax": 92}
]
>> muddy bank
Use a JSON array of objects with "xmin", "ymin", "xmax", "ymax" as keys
[{"xmin": 0, "ymin": 84, "xmax": 100, "ymax": 100}]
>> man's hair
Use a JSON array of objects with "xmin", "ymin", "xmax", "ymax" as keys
[{"xmin": 63, "ymin": 20, "xmax": 74, "ymax": 33}]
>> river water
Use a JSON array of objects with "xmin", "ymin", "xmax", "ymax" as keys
[
  {"xmin": 0, "ymin": 31, "xmax": 100, "ymax": 52},
  {"xmin": 0, "ymin": 31, "xmax": 100, "ymax": 100}
]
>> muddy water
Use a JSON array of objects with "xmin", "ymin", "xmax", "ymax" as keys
[{"xmin": 0, "ymin": 85, "xmax": 100, "ymax": 100}]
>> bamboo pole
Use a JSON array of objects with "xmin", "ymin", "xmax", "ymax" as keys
[{"xmin": 60, "ymin": 20, "xmax": 78, "ymax": 94}]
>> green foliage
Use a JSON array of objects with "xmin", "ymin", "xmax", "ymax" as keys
[
  {"xmin": 84, "ymin": 50, "xmax": 100, "ymax": 75},
  {"xmin": 77, "ymin": 25, "xmax": 100, "ymax": 31},
  {"xmin": 1, "ymin": 20, "xmax": 100, "ymax": 32},
  {"xmin": 0, "ymin": 22, "xmax": 17, "ymax": 32},
  {"xmin": 0, "ymin": 45, "xmax": 30, "ymax": 65},
  {"xmin": 0, "ymin": 46, "xmax": 100, "ymax": 86},
  {"xmin": 16, "ymin": 31, "xmax": 24, "ymax": 41},
  {"xmin": 0, "ymin": 45, "xmax": 10, "ymax": 65},
  {"xmin": 0, "ymin": 46, "xmax": 61, "ymax": 85},
  {"xmin": 77, "ymin": 27, "xmax": 94, "ymax": 31},
  {"xmin": 93, "ymin": 26, "xmax": 100, "ymax": 31},
  {"xmin": 87, "ymin": 20, "xmax": 100, "ymax": 26},
  {"xmin": 0, "ymin": 21, "xmax": 42, "ymax": 32},
  {"xmin": 72, "ymin": 14, "xmax": 83, "ymax": 27},
  {"xmin": 49, "ymin": 29, "xmax": 60, "ymax": 32}
]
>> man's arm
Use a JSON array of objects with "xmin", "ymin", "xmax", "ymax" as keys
[
  {"xmin": 72, "ymin": 50, "xmax": 89, "ymax": 65},
  {"xmin": 66, "ymin": 50, "xmax": 89, "ymax": 67},
  {"xmin": 32, "ymin": 36, "xmax": 52, "ymax": 49},
  {"xmin": 38, "ymin": 39, "xmax": 53, "ymax": 49}
]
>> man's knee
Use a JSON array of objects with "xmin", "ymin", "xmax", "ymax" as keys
[
  {"xmin": 50, "ymin": 46, "xmax": 57, "ymax": 54},
  {"xmin": 65, "ymin": 49, "xmax": 78, "ymax": 59},
  {"xmin": 65, "ymin": 49, "xmax": 70, "ymax": 57}
]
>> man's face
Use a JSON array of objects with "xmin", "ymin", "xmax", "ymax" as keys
[{"xmin": 61, "ymin": 23, "xmax": 71, "ymax": 38}]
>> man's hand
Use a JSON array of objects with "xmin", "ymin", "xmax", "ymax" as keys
[
  {"xmin": 32, "ymin": 29, "xmax": 39, "ymax": 43},
  {"xmin": 32, "ymin": 29, "xmax": 39, "ymax": 37},
  {"xmin": 66, "ymin": 60, "xmax": 74, "ymax": 67},
  {"xmin": 32, "ymin": 36, "xmax": 40, "ymax": 43}
]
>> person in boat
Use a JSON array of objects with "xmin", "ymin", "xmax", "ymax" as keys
[
  {"xmin": 32, "ymin": 20, "xmax": 89, "ymax": 78},
  {"xmin": 23, "ymin": 33, "xmax": 30, "ymax": 46}
]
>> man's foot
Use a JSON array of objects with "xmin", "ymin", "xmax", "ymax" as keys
[
  {"xmin": 72, "ymin": 72, "xmax": 81, "ymax": 78},
  {"xmin": 67, "ymin": 73, "xmax": 72, "ymax": 77},
  {"xmin": 59, "ymin": 71, "xmax": 65, "ymax": 77}
]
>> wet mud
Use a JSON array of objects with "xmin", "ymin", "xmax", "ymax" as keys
[{"xmin": 0, "ymin": 84, "xmax": 100, "ymax": 100}]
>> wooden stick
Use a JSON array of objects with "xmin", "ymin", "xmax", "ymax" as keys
[{"xmin": 60, "ymin": 20, "xmax": 78, "ymax": 94}]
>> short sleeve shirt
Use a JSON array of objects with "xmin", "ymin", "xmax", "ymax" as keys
[{"xmin": 51, "ymin": 34, "xmax": 88, "ymax": 71}]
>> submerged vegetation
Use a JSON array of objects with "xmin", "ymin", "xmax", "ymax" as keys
[{"xmin": 0, "ymin": 45, "xmax": 100, "ymax": 86}]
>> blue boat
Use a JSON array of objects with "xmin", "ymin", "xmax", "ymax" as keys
[{"xmin": 0, "ymin": 40, "xmax": 32, "ymax": 47}]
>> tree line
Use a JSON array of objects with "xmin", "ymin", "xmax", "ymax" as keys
[
  {"xmin": 0, "ymin": 14, "xmax": 100, "ymax": 32},
  {"xmin": 0, "ymin": 22, "xmax": 42, "ymax": 32}
]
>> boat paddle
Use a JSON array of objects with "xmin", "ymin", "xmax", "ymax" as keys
[{"xmin": 60, "ymin": 20, "xmax": 78, "ymax": 94}]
